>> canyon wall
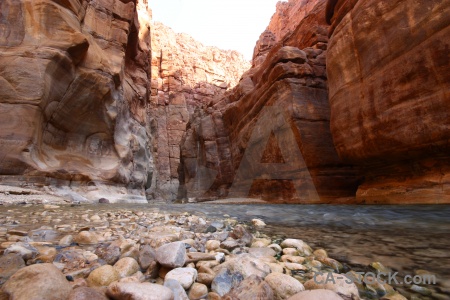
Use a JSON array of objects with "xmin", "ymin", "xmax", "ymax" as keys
[
  {"xmin": 0, "ymin": 0, "xmax": 154, "ymax": 202},
  {"xmin": 147, "ymin": 22, "xmax": 250, "ymax": 201},
  {"xmin": 179, "ymin": 0, "xmax": 361, "ymax": 203},
  {"xmin": 326, "ymin": 0, "xmax": 450, "ymax": 203},
  {"xmin": 0, "ymin": 0, "xmax": 249, "ymax": 202}
]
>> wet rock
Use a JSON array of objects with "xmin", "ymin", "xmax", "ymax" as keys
[
  {"xmin": 214, "ymin": 253, "xmax": 271, "ymax": 278},
  {"xmin": 304, "ymin": 272, "xmax": 359, "ymax": 299},
  {"xmin": 156, "ymin": 242, "xmax": 187, "ymax": 268},
  {"xmin": 4, "ymin": 242, "xmax": 37, "ymax": 260},
  {"xmin": 248, "ymin": 247, "xmax": 276, "ymax": 258},
  {"xmin": 207, "ymin": 292, "xmax": 221, "ymax": 300},
  {"xmin": 114, "ymin": 257, "xmax": 140, "ymax": 278},
  {"xmin": 74, "ymin": 231, "xmax": 99, "ymax": 245},
  {"xmin": 287, "ymin": 289, "xmax": 344, "ymax": 300},
  {"xmin": 164, "ymin": 279, "xmax": 189, "ymax": 300},
  {"xmin": 211, "ymin": 268, "xmax": 243, "ymax": 296},
  {"xmin": 205, "ymin": 226, "xmax": 217, "ymax": 233},
  {"xmin": 280, "ymin": 239, "xmax": 312, "ymax": 256},
  {"xmin": 268, "ymin": 244, "xmax": 283, "ymax": 254},
  {"xmin": 252, "ymin": 219, "xmax": 266, "ymax": 227},
  {"xmin": 205, "ymin": 240, "xmax": 221, "ymax": 251},
  {"xmin": 106, "ymin": 282, "xmax": 174, "ymax": 300},
  {"xmin": 98, "ymin": 198, "xmax": 110, "ymax": 204},
  {"xmin": 59, "ymin": 234, "xmax": 74, "ymax": 247},
  {"xmin": 165, "ymin": 267, "xmax": 197, "ymax": 289},
  {"xmin": 0, "ymin": 254, "xmax": 25, "ymax": 285},
  {"xmin": 410, "ymin": 284, "xmax": 432, "ymax": 296},
  {"xmin": 197, "ymin": 273, "xmax": 215, "ymax": 285},
  {"xmin": 188, "ymin": 282, "xmax": 208, "ymax": 299},
  {"xmin": 313, "ymin": 249, "xmax": 328, "ymax": 260},
  {"xmin": 68, "ymin": 287, "xmax": 109, "ymax": 300},
  {"xmin": 138, "ymin": 245, "xmax": 157, "ymax": 270},
  {"xmin": 87, "ymin": 265, "xmax": 120, "ymax": 287},
  {"xmin": 265, "ymin": 273, "xmax": 305, "ymax": 300},
  {"xmin": 2, "ymin": 263, "xmax": 72, "ymax": 300},
  {"xmin": 220, "ymin": 239, "xmax": 240, "ymax": 251},
  {"xmin": 230, "ymin": 225, "xmax": 253, "ymax": 246},
  {"xmin": 223, "ymin": 274, "xmax": 274, "ymax": 300},
  {"xmin": 95, "ymin": 244, "xmax": 121, "ymax": 265}
]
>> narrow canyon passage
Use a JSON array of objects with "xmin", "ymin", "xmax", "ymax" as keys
[{"xmin": 0, "ymin": 0, "xmax": 448, "ymax": 299}]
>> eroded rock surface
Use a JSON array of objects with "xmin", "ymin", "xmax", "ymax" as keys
[
  {"xmin": 326, "ymin": 0, "xmax": 450, "ymax": 203},
  {"xmin": 180, "ymin": 0, "xmax": 360, "ymax": 203}
]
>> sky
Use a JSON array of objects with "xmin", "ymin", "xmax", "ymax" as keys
[{"xmin": 150, "ymin": 0, "xmax": 283, "ymax": 60}]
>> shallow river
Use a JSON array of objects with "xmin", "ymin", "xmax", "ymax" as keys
[{"xmin": 1, "ymin": 203, "xmax": 449, "ymax": 299}]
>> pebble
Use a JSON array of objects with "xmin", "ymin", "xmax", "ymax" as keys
[
  {"xmin": 114, "ymin": 257, "xmax": 140, "ymax": 278},
  {"xmin": 188, "ymin": 282, "xmax": 208, "ymax": 299},
  {"xmin": 2, "ymin": 263, "xmax": 72, "ymax": 300},
  {"xmin": 165, "ymin": 267, "xmax": 198, "ymax": 289},
  {"xmin": 287, "ymin": 289, "xmax": 344, "ymax": 300},
  {"xmin": 74, "ymin": 231, "xmax": 99, "ymax": 245},
  {"xmin": 106, "ymin": 282, "xmax": 174, "ymax": 300},
  {"xmin": 155, "ymin": 241, "xmax": 186, "ymax": 268},
  {"xmin": 87, "ymin": 265, "xmax": 120, "ymax": 287},
  {"xmin": 265, "ymin": 272, "xmax": 305, "ymax": 299},
  {"xmin": 68, "ymin": 287, "xmax": 109, "ymax": 300},
  {"xmin": 164, "ymin": 278, "xmax": 189, "ymax": 300},
  {"xmin": 224, "ymin": 274, "xmax": 274, "ymax": 300},
  {"xmin": 304, "ymin": 272, "xmax": 359, "ymax": 299}
]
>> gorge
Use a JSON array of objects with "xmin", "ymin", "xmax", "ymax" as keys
[
  {"xmin": 0, "ymin": 0, "xmax": 449, "ymax": 204},
  {"xmin": 0, "ymin": 1, "xmax": 449, "ymax": 299}
]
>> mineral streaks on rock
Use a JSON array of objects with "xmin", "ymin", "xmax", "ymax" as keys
[
  {"xmin": 147, "ymin": 22, "xmax": 250, "ymax": 201},
  {"xmin": 326, "ymin": 0, "xmax": 450, "ymax": 203},
  {"xmin": 180, "ymin": 0, "xmax": 360, "ymax": 203},
  {"xmin": 0, "ymin": 0, "xmax": 154, "ymax": 202}
]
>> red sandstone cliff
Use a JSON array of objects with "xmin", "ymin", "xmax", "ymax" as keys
[
  {"xmin": 326, "ymin": 0, "xmax": 450, "ymax": 203},
  {"xmin": 0, "ymin": 0, "xmax": 249, "ymax": 202},
  {"xmin": 179, "ymin": 0, "xmax": 361, "ymax": 203}
]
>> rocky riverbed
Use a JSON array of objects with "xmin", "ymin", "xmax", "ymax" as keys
[{"xmin": 0, "ymin": 204, "xmax": 447, "ymax": 300}]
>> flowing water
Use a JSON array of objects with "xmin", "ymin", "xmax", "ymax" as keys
[{"xmin": 1, "ymin": 203, "xmax": 449, "ymax": 298}]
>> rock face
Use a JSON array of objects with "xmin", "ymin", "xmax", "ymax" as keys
[
  {"xmin": 0, "ymin": 0, "xmax": 153, "ymax": 202},
  {"xmin": 179, "ymin": 0, "xmax": 360, "ymax": 202},
  {"xmin": 0, "ymin": 0, "xmax": 249, "ymax": 202},
  {"xmin": 326, "ymin": 0, "xmax": 450, "ymax": 203},
  {"xmin": 147, "ymin": 22, "xmax": 250, "ymax": 201}
]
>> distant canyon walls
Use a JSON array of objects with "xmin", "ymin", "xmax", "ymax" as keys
[
  {"xmin": 179, "ymin": 0, "xmax": 361, "ymax": 203},
  {"xmin": 147, "ymin": 22, "xmax": 250, "ymax": 201},
  {"xmin": 0, "ymin": 0, "xmax": 448, "ymax": 203},
  {"xmin": 326, "ymin": 0, "xmax": 450, "ymax": 203}
]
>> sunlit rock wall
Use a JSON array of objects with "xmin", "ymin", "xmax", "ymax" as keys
[
  {"xmin": 0, "ymin": 0, "xmax": 153, "ymax": 202},
  {"xmin": 179, "ymin": 0, "xmax": 361, "ymax": 203},
  {"xmin": 326, "ymin": 0, "xmax": 450, "ymax": 203}
]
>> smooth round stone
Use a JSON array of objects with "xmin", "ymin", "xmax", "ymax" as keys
[
  {"xmin": 165, "ymin": 267, "xmax": 197, "ymax": 289},
  {"xmin": 114, "ymin": 257, "xmax": 140, "ymax": 278},
  {"xmin": 280, "ymin": 239, "xmax": 312, "ymax": 256},
  {"xmin": 251, "ymin": 219, "xmax": 266, "ymax": 227},
  {"xmin": 197, "ymin": 273, "xmax": 215, "ymax": 285},
  {"xmin": 304, "ymin": 273, "xmax": 359, "ymax": 299},
  {"xmin": 0, "ymin": 253, "xmax": 25, "ymax": 285},
  {"xmin": 188, "ymin": 283, "xmax": 208, "ymax": 299},
  {"xmin": 248, "ymin": 247, "xmax": 276, "ymax": 258},
  {"xmin": 138, "ymin": 245, "xmax": 157, "ymax": 270},
  {"xmin": 155, "ymin": 241, "xmax": 186, "ymax": 268},
  {"xmin": 265, "ymin": 273, "xmax": 305, "ymax": 300},
  {"xmin": 87, "ymin": 265, "xmax": 120, "ymax": 287},
  {"xmin": 74, "ymin": 231, "xmax": 99, "ymax": 245},
  {"xmin": 106, "ymin": 282, "xmax": 174, "ymax": 300},
  {"xmin": 59, "ymin": 234, "xmax": 74, "ymax": 247},
  {"xmin": 224, "ymin": 275, "xmax": 274, "ymax": 300},
  {"xmin": 205, "ymin": 240, "xmax": 221, "ymax": 251},
  {"xmin": 2, "ymin": 263, "xmax": 72, "ymax": 300},
  {"xmin": 283, "ymin": 248, "xmax": 299, "ymax": 256},
  {"xmin": 164, "ymin": 279, "xmax": 189, "ymax": 300},
  {"xmin": 68, "ymin": 287, "xmax": 109, "ymax": 300}
]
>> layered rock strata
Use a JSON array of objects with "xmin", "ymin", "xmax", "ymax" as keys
[
  {"xmin": 0, "ymin": 1, "xmax": 249, "ymax": 202},
  {"xmin": 0, "ymin": 0, "xmax": 154, "ymax": 202},
  {"xmin": 326, "ymin": 0, "xmax": 450, "ymax": 203},
  {"xmin": 147, "ymin": 22, "xmax": 250, "ymax": 201},
  {"xmin": 180, "ymin": 0, "xmax": 361, "ymax": 203}
]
